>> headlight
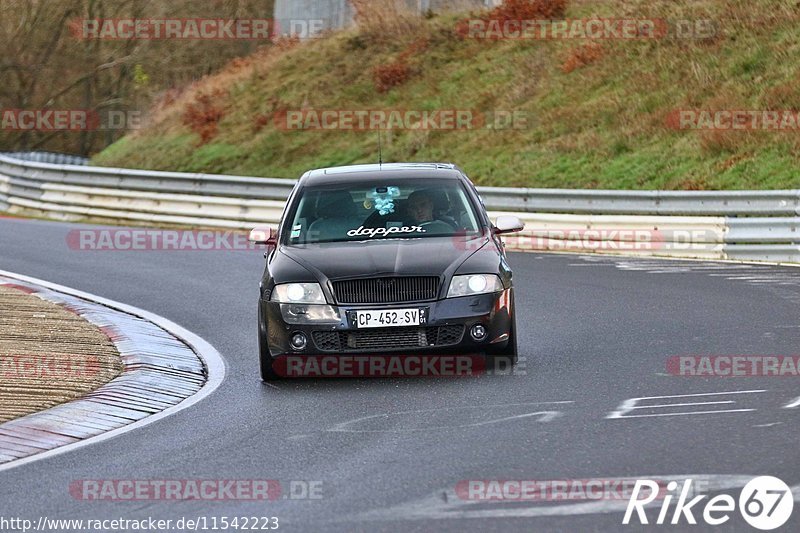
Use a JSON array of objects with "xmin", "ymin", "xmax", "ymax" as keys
[
  {"xmin": 280, "ymin": 304, "xmax": 340, "ymax": 324},
  {"xmin": 447, "ymin": 274, "xmax": 503, "ymax": 298},
  {"xmin": 271, "ymin": 283, "xmax": 326, "ymax": 304}
]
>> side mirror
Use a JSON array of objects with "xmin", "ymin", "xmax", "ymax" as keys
[
  {"xmin": 249, "ymin": 226, "xmax": 278, "ymax": 246},
  {"xmin": 493, "ymin": 215, "xmax": 525, "ymax": 235}
]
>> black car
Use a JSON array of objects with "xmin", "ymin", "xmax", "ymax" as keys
[{"xmin": 250, "ymin": 163, "xmax": 525, "ymax": 380}]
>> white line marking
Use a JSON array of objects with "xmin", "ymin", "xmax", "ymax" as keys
[
  {"xmin": 601, "ymin": 254, "xmax": 800, "ymax": 269},
  {"xmin": 628, "ymin": 390, "xmax": 765, "ymax": 401},
  {"xmin": 686, "ymin": 265, "xmax": 757, "ymax": 270},
  {"xmin": 635, "ymin": 401, "xmax": 735, "ymax": 409},
  {"xmin": 328, "ymin": 402, "xmax": 573, "ymax": 433},
  {"xmin": 610, "ymin": 409, "xmax": 755, "ymax": 419},
  {"xmin": 607, "ymin": 390, "xmax": 765, "ymax": 419},
  {"xmin": 744, "ymin": 278, "xmax": 800, "ymax": 282},
  {"xmin": 0, "ymin": 269, "xmax": 227, "ymax": 474},
  {"xmin": 783, "ymin": 397, "xmax": 800, "ymax": 409},
  {"xmin": 466, "ymin": 411, "xmax": 562, "ymax": 426}
]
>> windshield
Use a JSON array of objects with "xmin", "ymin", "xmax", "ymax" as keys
[{"xmin": 284, "ymin": 178, "xmax": 481, "ymax": 244}]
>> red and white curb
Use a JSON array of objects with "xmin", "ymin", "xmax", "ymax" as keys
[{"xmin": 0, "ymin": 270, "xmax": 226, "ymax": 472}]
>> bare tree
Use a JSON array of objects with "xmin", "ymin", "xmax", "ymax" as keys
[{"xmin": 0, "ymin": 0, "xmax": 274, "ymax": 155}]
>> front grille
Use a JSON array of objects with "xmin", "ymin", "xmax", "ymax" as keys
[
  {"xmin": 332, "ymin": 277, "xmax": 439, "ymax": 304},
  {"xmin": 313, "ymin": 331, "xmax": 340, "ymax": 352},
  {"xmin": 312, "ymin": 325, "xmax": 464, "ymax": 353},
  {"xmin": 436, "ymin": 325, "xmax": 465, "ymax": 345}
]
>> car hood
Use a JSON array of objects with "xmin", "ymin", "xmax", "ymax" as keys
[{"xmin": 279, "ymin": 235, "xmax": 489, "ymax": 282}]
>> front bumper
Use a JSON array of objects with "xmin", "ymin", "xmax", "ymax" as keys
[{"xmin": 260, "ymin": 289, "xmax": 513, "ymax": 358}]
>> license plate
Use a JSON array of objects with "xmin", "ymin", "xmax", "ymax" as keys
[{"xmin": 353, "ymin": 309, "xmax": 425, "ymax": 329}]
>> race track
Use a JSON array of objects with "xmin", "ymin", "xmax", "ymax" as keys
[{"xmin": 1, "ymin": 217, "xmax": 799, "ymax": 532}]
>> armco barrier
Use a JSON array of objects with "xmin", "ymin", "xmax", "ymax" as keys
[
  {"xmin": 478, "ymin": 188, "xmax": 800, "ymax": 216},
  {"xmin": 0, "ymin": 154, "xmax": 797, "ymax": 263},
  {"xmin": 0, "ymin": 151, "xmax": 89, "ymax": 166}
]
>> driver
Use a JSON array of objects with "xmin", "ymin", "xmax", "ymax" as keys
[
  {"xmin": 406, "ymin": 190, "xmax": 435, "ymax": 224},
  {"xmin": 406, "ymin": 191, "xmax": 453, "ymax": 233}
]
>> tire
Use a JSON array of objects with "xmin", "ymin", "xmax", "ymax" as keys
[
  {"xmin": 486, "ymin": 296, "xmax": 518, "ymax": 374},
  {"xmin": 258, "ymin": 303, "xmax": 281, "ymax": 381}
]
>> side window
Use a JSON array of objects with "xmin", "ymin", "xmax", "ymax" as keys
[{"xmin": 279, "ymin": 184, "xmax": 302, "ymax": 243}]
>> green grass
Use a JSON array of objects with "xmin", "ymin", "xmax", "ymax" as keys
[{"xmin": 92, "ymin": 0, "xmax": 800, "ymax": 190}]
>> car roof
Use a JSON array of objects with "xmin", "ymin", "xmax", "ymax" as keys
[{"xmin": 300, "ymin": 163, "xmax": 465, "ymax": 186}]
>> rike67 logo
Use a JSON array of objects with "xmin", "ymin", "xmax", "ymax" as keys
[{"xmin": 624, "ymin": 476, "xmax": 794, "ymax": 530}]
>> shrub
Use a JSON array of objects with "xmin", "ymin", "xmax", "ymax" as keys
[
  {"xmin": 373, "ymin": 60, "xmax": 411, "ymax": 93},
  {"xmin": 699, "ymin": 129, "xmax": 749, "ymax": 156},
  {"xmin": 371, "ymin": 38, "xmax": 428, "ymax": 93},
  {"xmin": 561, "ymin": 42, "xmax": 603, "ymax": 73},
  {"xmin": 492, "ymin": 0, "xmax": 568, "ymax": 20},
  {"xmin": 182, "ymin": 89, "xmax": 228, "ymax": 145}
]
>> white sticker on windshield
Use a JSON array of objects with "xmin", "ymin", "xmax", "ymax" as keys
[{"xmin": 347, "ymin": 226, "xmax": 426, "ymax": 238}]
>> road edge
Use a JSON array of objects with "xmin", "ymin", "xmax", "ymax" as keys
[{"xmin": 0, "ymin": 269, "xmax": 227, "ymax": 474}]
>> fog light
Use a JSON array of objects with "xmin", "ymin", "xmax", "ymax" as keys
[
  {"xmin": 290, "ymin": 332, "xmax": 308, "ymax": 351},
  {"xmin": 470, "ymin": 324, "xmax": 488, "ymax": 342}
]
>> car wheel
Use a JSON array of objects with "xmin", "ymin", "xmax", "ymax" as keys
[
  {"xmin": 486, "ymin": 298, "xmax": 518, "ymax": 374},
  {"xmin": 258, "ymin": 303, "xmax": 281, "ymax": 381}
]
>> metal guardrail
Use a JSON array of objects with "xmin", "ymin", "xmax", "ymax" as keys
[
  {"xmin": 0, "ymin": 152, "xmax": 89, "ymax": 166},
  {"xmin": 2, "ymin": 154, "xmax": 799, "ymax": 216},
  {"xmin": 0, "ymin": 154, "xmax": 797, "ymax": 263},
  {"xmin": 478, "ymin": 187, "xmax": 800, "ymax": 216}
]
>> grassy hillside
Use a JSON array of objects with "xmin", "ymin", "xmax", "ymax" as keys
[{"xmin": 93, "ymin": 0, "xmax": 800, "ymax": 190}]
